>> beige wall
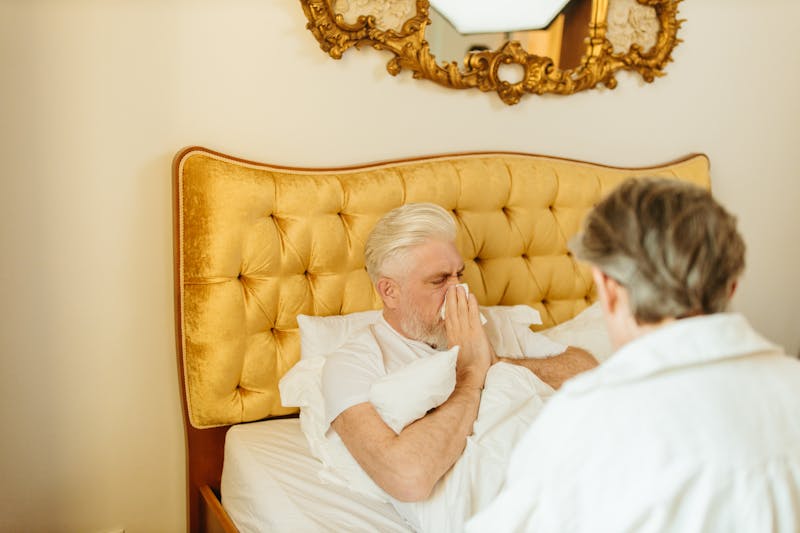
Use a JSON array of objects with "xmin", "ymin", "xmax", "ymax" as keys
[{"xmin": 1, "ymin": 1, "xmax": 798, "ymax": 531}]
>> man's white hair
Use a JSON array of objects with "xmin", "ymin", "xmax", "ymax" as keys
[{"xmin": 364, "ymin": 203, "xmax": 457, "ymax": 284}]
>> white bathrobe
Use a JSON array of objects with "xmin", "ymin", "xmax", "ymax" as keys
[{"xmin": 467, "ymin": 313, "xmax": 800, "ymax": 533}]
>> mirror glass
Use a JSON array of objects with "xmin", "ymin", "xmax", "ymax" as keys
[{"xmin": 427, "ymin": 0, "xmax": 594, "ymax": 71}]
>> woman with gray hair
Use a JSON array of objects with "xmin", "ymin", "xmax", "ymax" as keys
[{"xmin": 467, "ymin": 178, "xmax": 800, "ymax": 533}]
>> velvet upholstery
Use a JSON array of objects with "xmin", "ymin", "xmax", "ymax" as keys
[{"xmin": 174, "ymin": 148, "xmax": 710, "ymax": 429}]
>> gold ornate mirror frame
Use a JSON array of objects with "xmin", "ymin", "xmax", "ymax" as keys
[{"xmin": 300, "ymin": 0, "xmax": 684, "ymax": 105}]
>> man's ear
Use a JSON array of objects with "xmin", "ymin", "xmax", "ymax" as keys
[
  {"xmin": 729, "ymin": 279, "xmax": 738, "ymax": 299},
  {"xmin": 592, "ymin": 266, "xmax": 619, "ymax": 315},
  {"xmin": 376, "ymin": 277, "xmax": 401, "ymax": 309}
]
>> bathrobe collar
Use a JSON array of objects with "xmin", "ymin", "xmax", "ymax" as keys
[{"xmin": 563, "ymin": 313, "xmax": 781, "ymax": 395}]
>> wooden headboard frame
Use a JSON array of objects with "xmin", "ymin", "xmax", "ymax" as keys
[{"xmin": 172, "ymin": 147, "xmax": 710, "ymax": 532}]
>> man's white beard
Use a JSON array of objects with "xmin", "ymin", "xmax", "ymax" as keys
[{"xmin": 398, "ymin": 304, "xmax": 449, "ymax": 350}]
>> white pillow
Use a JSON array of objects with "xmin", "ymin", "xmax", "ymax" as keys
[
  {"xmin": 278, "ymin": 357, "xmax": 329, "ymax": 463},
  {"xmin": 369, "ymin": 347, "xmax": 458, "ymax": 434},
  {"xmin": 282, "ymin": 311, "xmax": 389, "ymax": 501},
  {"xmin": 539, "ymin": 302, "xmax": 614, "ymax": 362},
  {"xmin": 297, "ymin": 310, "xmax": 381, "ymax": 360},
  {"xmin": 280, "ymin": 348, "xmax": 391, "ymax": 502},
  {"xmin": 481, "ymin": 305, "xmax": 566, "ymax": 359}
]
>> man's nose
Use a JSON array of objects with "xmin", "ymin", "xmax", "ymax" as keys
[{"xmin": 445, "ymin": 275, "xmax": 460, "ymax": 287}]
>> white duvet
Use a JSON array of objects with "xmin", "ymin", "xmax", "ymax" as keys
[{"xmin": 390, "ymin": 362, "xmax": 554, "ymax": 532}]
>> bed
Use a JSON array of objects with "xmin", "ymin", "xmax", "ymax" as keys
[{"xmin": 172, "ymin": 147, "xmax": 711, "ymax": 532}]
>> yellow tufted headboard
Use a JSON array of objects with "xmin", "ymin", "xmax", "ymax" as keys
[{"xmin": 173, "ymin": 148, "xmax": 710, "ymax": 430}]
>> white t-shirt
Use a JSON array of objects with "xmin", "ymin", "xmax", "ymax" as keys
[{"xmin": 322, "ymin": 315, "xmax": 440, "ymax": 425}]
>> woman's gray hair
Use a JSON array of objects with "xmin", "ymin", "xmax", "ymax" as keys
[
  {"xmin": 570, "ymin": 178, "xmax": 745, "ymax": 323},
  {"xmin": 365, "ymin": 203, "xmax": 457, "ymax": 284}
]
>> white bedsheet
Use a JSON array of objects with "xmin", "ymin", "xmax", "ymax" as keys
[
  {"xmin": 224, "ymin": 365, "xmax": 553, "ymax": 533},
  {"xmin": 221, "ymin": 418, "xmax": 413, "ymax": 533}
]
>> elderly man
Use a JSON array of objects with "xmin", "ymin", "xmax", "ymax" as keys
[
  {"xmin": 321, "ymin": 202, "xmax": 597, "ymax": 503},
  {"xmin": 467, "ymin": 178, "xmax": 800, "ymax": 532}
]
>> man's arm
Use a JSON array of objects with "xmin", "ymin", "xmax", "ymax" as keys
[
  {"xmin": 497, "ymin": 346, "xmax": 597, "ymax": 390},
  {"xmin": 332, "ymin": 372, "xmax": 482, "ymax": 501},
  {"xmin": 331, "ymin": 286, "xmax": 492, "ymax": 502}
]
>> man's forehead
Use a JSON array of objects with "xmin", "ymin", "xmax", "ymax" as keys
[{"xmin": 408, "ymin": 240, "xmax": 464, "ymax": 276}]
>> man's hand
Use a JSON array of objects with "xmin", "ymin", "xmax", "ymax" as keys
[{"xmin": 444, "ymin": 285, "xmax": 495, "ymax": 388}]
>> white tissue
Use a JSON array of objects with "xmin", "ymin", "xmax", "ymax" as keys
[{"xmin": 440, "ymin": 283, "xmax": 488, "ymax": 324}]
